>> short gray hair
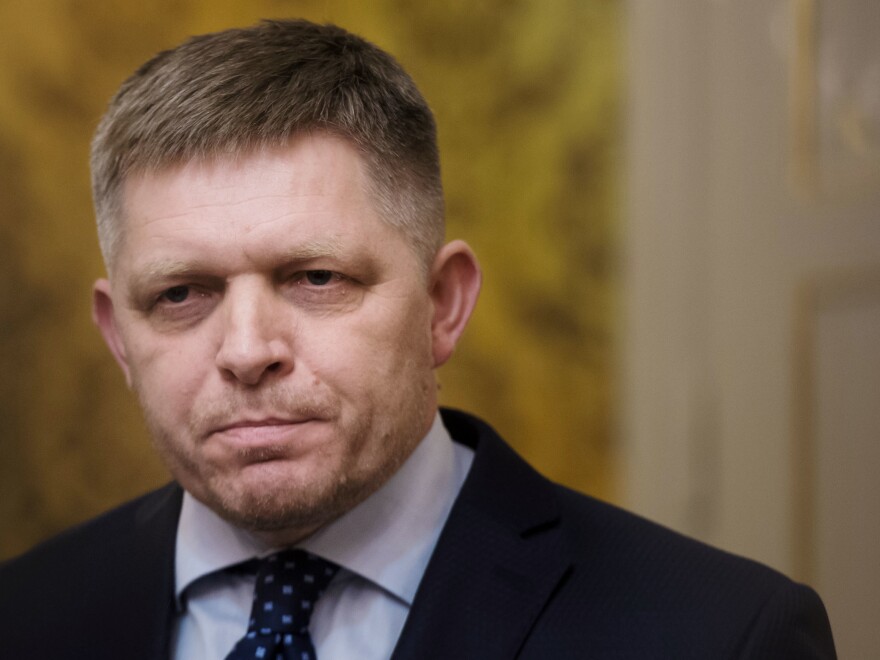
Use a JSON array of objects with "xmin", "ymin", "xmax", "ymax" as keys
[{"xmin": 91, "ymin": 19, "xmax": 445, "ymax": 272}]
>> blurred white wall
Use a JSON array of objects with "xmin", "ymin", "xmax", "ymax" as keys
[{"xmin": 622, "ymin": 1, "xmax": 880, "ymax": 656}]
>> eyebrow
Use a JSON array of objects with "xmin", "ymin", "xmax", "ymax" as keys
[
  {"xmin": 136, "ymin": 236, "xmax": 348, "ymax": 282},
  {"xmin": 275, "ymin": 236, "xmax": 346, "ymax": 263}
]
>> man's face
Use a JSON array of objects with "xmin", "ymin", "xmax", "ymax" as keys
[{"xmin": 94, "ymin": 134, "xmax": 444, "ymax": 542}]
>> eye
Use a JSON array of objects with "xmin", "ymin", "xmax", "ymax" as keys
[
  {"xmin": 161, "ymin": 285, "xmax": 190, "ymax": 303},
  {"xmin": 280, "ymin": 268, "xmax": 361, "ymax": 310},
  {"xmin": 304, "ymin": 270, "xmax": 334, "ymax": 285}
]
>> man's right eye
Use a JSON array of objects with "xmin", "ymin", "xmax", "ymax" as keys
[{"xmin": 161, "ymin": 285, "xmax": 190, "ymax": 303}]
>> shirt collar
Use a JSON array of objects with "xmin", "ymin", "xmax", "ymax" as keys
[{"xmin": 175, "ymin": 412, "xmax": 473, "ymax": 607}]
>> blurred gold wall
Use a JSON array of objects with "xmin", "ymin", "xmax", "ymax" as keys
[{"xmin": 0, "ymin": 0, "xmax": 620, "ymax": 559}]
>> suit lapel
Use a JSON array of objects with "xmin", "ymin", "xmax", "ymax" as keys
[
  {"xmin": 122, "ymin": 483, "xmax": 182, "ymax": 660},
  {"xmin": 391, "ymin": 410, "xmax": 572, "ymax": 660}
]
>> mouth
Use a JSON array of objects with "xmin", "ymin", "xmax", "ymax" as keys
[
  {"xmin": 210, "ymin": 417, "xmax": 324, "ymax": 451},
  {"xmin": 216, "ymin": 416, "xmax": 315, "ymax": 432}
]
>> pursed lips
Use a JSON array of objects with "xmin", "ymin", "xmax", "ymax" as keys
[
  {"xmin": 216, "ymin": 417, "xmax": 314, "ymax": 432},
  {"xmin": 210, "ymin": 417, "xmax": 322, "ymax": 448}
]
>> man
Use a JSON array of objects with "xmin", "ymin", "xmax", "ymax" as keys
[{"xmin": 0, "ymin": 19, "xmax": 835, "ymax": 659}]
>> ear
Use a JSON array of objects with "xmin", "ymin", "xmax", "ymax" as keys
[
  {"xmin": 428, "ymin": 240, "xmax": 482, "ymax": 367},
  {"xmin": 92, "ymin": 278, "xmax": 132, "ymax": 387}
]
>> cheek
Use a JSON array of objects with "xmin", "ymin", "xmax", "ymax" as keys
[
  {"xmin": 125, "ymin": 333, "xmax": 209, "ymax": 420},
  {"xmin": 359, "ymin": 300, "xmax": 433, "ymax": 368},
  {"xmin": 308, "ymin": 300, "xmax": 433, "ymax": 398}
]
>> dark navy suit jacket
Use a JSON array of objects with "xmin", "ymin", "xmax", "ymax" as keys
[{"xmin": 0, "ymin": 409, "xmax": 836, "ymax": 658}]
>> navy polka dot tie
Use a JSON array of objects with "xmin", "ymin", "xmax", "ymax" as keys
[{"xmin": 225, "ymin": 549, "xmax": 339, "ymax": 660}]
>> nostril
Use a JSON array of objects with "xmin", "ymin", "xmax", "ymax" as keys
[{"xmin": 267, "ymin": 362, "xmax": 282, "ymax": 372}]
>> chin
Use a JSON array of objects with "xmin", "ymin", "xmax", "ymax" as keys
[{"xmin": 197, "ymin": 463, "xmax": 370, "ymax": 536}]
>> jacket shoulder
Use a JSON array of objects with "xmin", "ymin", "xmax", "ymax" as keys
[
  {"xmin": 537, "ymin": 486, "xmax": 836, "ymax": 657},
  {"xmin": 0, "ymin": 483, "xmax": 181, "ymax": 580},
  {"xmin": 0, "ymin": 484, "xmax": 182, "ymax": 657},
  {"xmin": 554, "ymin": 484, "xmax": 786, "ymax": 595},
  {"xmin": 441, "ymin": 408, "xmax": 835, "ymax": 657}
]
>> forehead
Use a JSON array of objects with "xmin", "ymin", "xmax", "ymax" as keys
[
  {"xmin": 116, "ymin": 135, "xmax": 411, "ymax": 272},
  {"xmin": 123, "ymin": 135, "xmax": 367, "ymax": 227}
]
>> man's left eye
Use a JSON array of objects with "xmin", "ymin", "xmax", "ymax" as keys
[
  {"xmin": 305, "ymin": 270, "xmax": 334, "ymax": 285},
  {"xmin": 161, "ymin": 285, "xmax": 190, "ymax": 303}
]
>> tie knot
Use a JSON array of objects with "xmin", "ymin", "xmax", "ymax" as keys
[{"xmin": 249, "ymin": 549, "xmax": 339, "ymax": 636}]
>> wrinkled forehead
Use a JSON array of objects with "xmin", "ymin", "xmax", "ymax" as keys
[
  {"xmin": 102, "ymin": 131, "xmax": 435, "ymax": 280},
  {"xmin": 110, "ymin": 135, "xmax": 426, "ymax": 282}
]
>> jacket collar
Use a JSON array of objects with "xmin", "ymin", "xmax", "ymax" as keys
[
  {"xmin": 130, "ymin": 483, "xmax": 183, "ymax": 660},
  {"xmin": 391, "ymin": 409, "xmax": 572, "ymax": 659}
]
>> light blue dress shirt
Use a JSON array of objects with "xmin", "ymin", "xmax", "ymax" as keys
[{"xmin": 172, "ymin": 413, "xmax": 473, "ymax": 660}]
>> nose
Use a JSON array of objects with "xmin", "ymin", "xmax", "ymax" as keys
[{"xmin": 215, "ymin": 278, "xmax": 293, "ymax": 386}]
